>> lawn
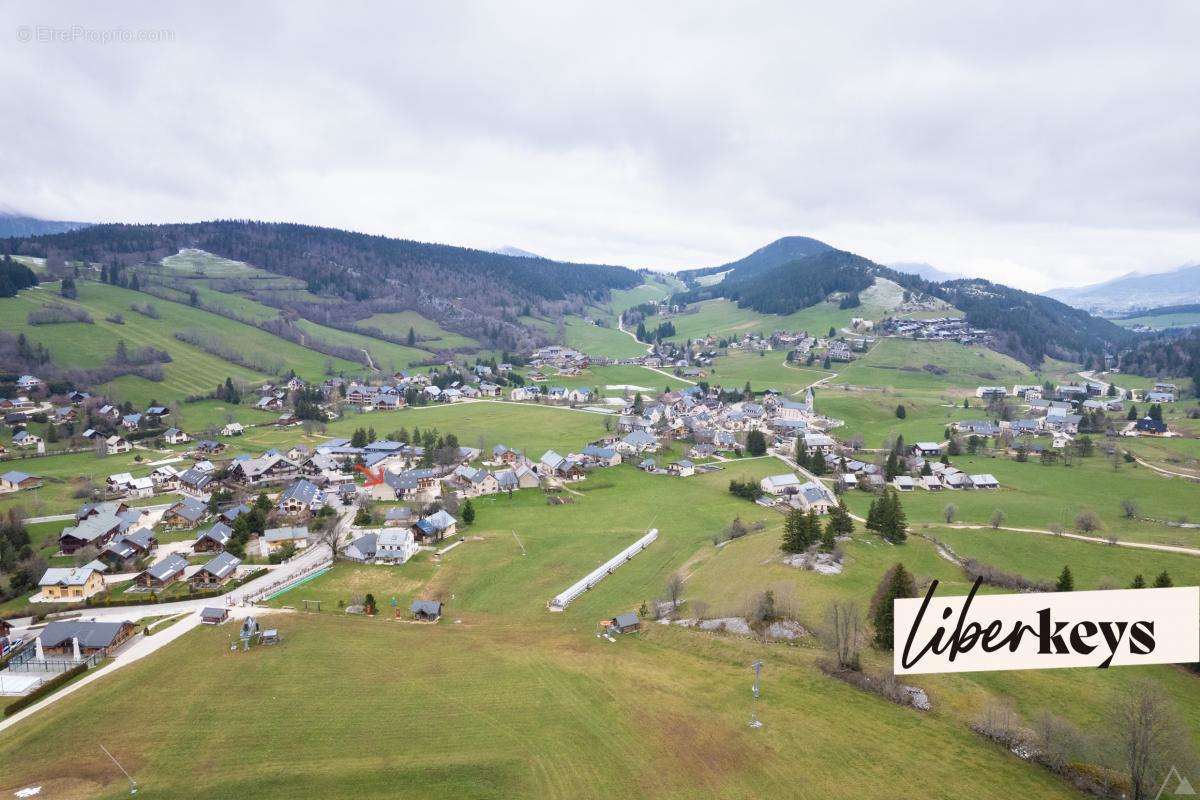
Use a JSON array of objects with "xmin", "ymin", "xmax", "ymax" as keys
[
  {"xmin": 358, "ymin": 311, "xmax": 479, "ymax": 350},
  {"xmin": 0, "ymin": 458, "xmax": 1193, "ymax": 798},
  {"xmin": 930, "ymin": 526, "xmax": 1200, "ymax": 589},
  {"xmin": 561, "ymin": 317, "xmax": 648, "ymax": 359},
  {"xmin": 832, "ymin": 339, "xmax": 1037, "ymax": 391},
  {"xmin": 839, "ymin": 452, "xmax": 1200, "ymax": 546},
  {"xmin": 704, "ymin": 351, "xmax": 831, "ymax": 397},
  {"xmin": 1114, "ymin": 310, "xmax": 1200, "ymax": 331},
  {"xmin": 817, "ymin": 387, "xmax": 981, "ymax": 448}
]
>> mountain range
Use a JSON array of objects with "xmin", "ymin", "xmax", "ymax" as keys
[
  {"xmin": 1, "ymin": 219, "xmax": 1138, "ymax": 366},
  {"xmin": 0, "ymin": 212, "xmax": 91, "ymax": 238},
  {"xmin": 675, "ymin": 236, "xmax": 1133, "ymax": 365},
  {"xmin": 1044, "ymin": 264, "xmax": 1200, "ymax": 315}
]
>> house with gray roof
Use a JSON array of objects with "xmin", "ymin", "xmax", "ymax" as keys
[
  {"xmin": 191, "ymin": 552, "xmax": 242, "ymax": 589},
  {"xmin": 135, "ymin": 554, "xmax": 189, "ymax": 589},
  {"xmin": 39, "ymin": 619, "xmax": 136, "ymax": 656}
]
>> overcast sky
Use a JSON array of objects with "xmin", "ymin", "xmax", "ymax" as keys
[{"xmin": 2, "ymin": 2, "xmax": 1198, "ymax": 291}]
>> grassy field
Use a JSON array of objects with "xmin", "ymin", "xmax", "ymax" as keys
[
  {"xmin": 358, "ymin": 311, "xmax": 478, "ymax": 350},
  {"xmin": 705, "ymin": 351, "xmax": 831, "ymax": 396},
  {"xmin": 561, "ymin": 318, "xmax": 649, "ymax": 359},
  {"xmin": 817, "ymin": 388, "xmax": 980, "ymax": 448},
  {"xmin": 0, "ymin": 457, "xmax": 1195, "ymax": 797},
  {"xmin": 839, "ymin": 452, "xmax": 1200, "ymax": 546},
  {"xmin": 0, "ymin": 282, "xmax": 367, "ymax": 406},
  {"xmin": 832, "ymin": 339, "xmax": 1037, "ymax": 391},
  {"xmin": 930, "ymin": 526, "xmax": 1200, "ymax": 588},
  {"xmin": 1114, "ymin": 310, "xmax": 1200, "ymax": 331}
]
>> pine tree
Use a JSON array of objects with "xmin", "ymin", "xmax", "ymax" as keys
[
  {"xmin": 781, "ymin": 507, "xmax": 805, "ymax": 553},
  {"xmin": 794, "ymin": 440, "xmax": 809, "ymax": 470},
  {"xmin": 830, "ymin": 497, "xmax": 854, "ymax": 536},
  {"xmin": 871, "ymin": 563, "xmax": 917, "ymax": 649},
  {"xmin": 1129, "ymin": 573, "xmax": 1147, "ymax": 589},
  {"xmin": 884, "ymin": 450, "xmax": 900, "ymax": 480},
  {"xmin": 407, "ymin": 326, "xmax": 416, "ymax": 346},
  {"xmin": 1127, "ymin": 405, "xmax": 1138, "ymax": 421},
  {"xmin": 808, "ymin": 454, "xmax": 825, "ymax": 475},
  {"xmin": 1055, "ymin": 565, "xmax": 1074, "ymax": 592},
  {"xmin": 879, "ymin": 491, "xmax": 907, "ymax": 544},
  {"xmin": 865, "ymin": 498, "xmax": 880, "ymax": 532},
  {"xmin": 895, "ymin": 404, "xmax": 906, "ymax": 419},
  {"xmin": 461, "ymin": 500, "xmax": 476, "ymax": 525},
  {"xmin": 745, "ymin": 429, "xmax": 766, "ymax": 456},
  {"xmin": 820, "ymin": 518, "xmax": 837, "ymax": 552},
  {"xmin": 1152, "ymin": 570, "xmax": 1173, "ymax": 588}
]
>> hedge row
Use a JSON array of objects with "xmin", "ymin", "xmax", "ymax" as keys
[{"xmin": 3, "ymin": 662, "xmax": 89, "ymax": 717}]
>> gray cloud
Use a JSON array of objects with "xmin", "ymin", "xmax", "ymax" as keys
[{"xmin": 2, "ymin": 0, "xmax": 1197, "ymax": 290}]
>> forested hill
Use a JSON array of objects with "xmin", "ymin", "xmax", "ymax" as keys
[
  {"xmin": 674, "ymin": 238, "xmax": 1134, "ymax": 365},
  {"xmin": 0, "ymin": 213, "xmax": 91, "ymax": 238},
  {"xmin": 3, "ymin": 221, "xmax": 642, "ymax": 304},
  {"xmin": 677, "ymin": 235, "xmax": 833, "ymax": 282}
]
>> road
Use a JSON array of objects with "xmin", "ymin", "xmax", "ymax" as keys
[{"xmin": 0, "ymin": 506, "xmax": 356, "ymax": 734}]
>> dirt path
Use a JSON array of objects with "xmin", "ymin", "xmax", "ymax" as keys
[{"xmin": 1131, "ymin": 453, "xmax": 1200, "ymax": 480}]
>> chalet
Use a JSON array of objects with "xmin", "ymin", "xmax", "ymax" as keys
[
  {"xmin": 161, "ymin": 497, "xmax": 209, "ymax": 529},
  {"xmin": 838, "ymin": 473, "xmax": 858, "ymax": 490},
  {"xmin": 344, "ymin": 529, "xmax": 419, "ymax": 564},
  {"xmin": 38, "ymin": 620, "xmax": 136, "ymax": 657},
  {"xmin": 449, "ymin": 466, "xmax": 500, "ymax": 497},
  {"xmin": 104, "ymin": 435, "xmax": 132, "ymax": 455},
  {"xmin": 99, "ymin": 528, "xmax": 156, "ymax": 570},
  {"xmin": 163, "ymin": 427, "xmax": 190, "ymax": 445},
  {"xmin": 194, "ymin": 522, "xmax": 233, "ymax": 553},
  {"xmin": 477, "ymin": 382, "xmax": 502, "ymax": 398},
  {"xmin": 495, "ymin": 465, "xmax": 540, "ymax": 491},
  {"xmin": 943, "ymin": 472, "xmax": 973, "ymax": 490},
  {"xmin": 58, "ymin": 510, "xmax": 134, "ymax": 554},
  {"xmin": 1144, "ymin": 390, "xmax": 1175, "ymax": 403},
  {"xmin": 134, "ymin": 554, "xmax": 189, "ymax": 589},
  {"xmin": 16, "ymin": 374, "xmax": 43, "ymax": 391},
  {"xmin": 177, "ymin": 466, "xmax": 214, "ymax": 494},
  {"xmin": 580, "ymin": 444, "xmax": 621, "ymax": 467},
  {"xmin": 37, "ymin": 566, "xmax": 106, "ymax": 601},
  {"xmin": 616, "ymin": 430, "xmax": 658, "ymax": 454},
  {"xmin": 375, "ymin": 469, "xmax": 441, "ymax": 503},
  {"xmin": 760, "ymin": 473, "xmax": 802, "ymax": 495},
  {"xmin": 411, "ymin": 599, "xmax": 442, "ymax": 622},
  {"xmin": 220, "ymin": 422, "xmax": 245, "ymax": 437},
  {"xmin": 920, "ymin": 475, "xmax": 944, "ymax": 491},
  {"xmin": 0, "ymin": 470, "xmax": 42, "ymax": 492},
  {"xmin": 802, "ymin": 433, "xmax": 837, "ymax": 454},
  {"xmin": 975, "ymin": 386, "xmax": 1008, "ymax": 399},
  {"xmin": 191, "ymin": 552, "xmax": 242, "ymax": 589},
  {"xmin": 219, "ymin": 504, "xmax": 251, "ymax": 524},
  {"xmin": 194, "ymin": 439, "xmax": 227, "ymax": 455},
  {"xmin": 911, "ymin": 442, "xmax": 942, "ymax": 457},
  {"xmin": 970, "ymin": 474, "xmax": 999, "ymax": 489},
  {"xmin": 231, "ymin": 454, "xmax": 299, "ymax": 485},
  {"xmin": 667, "ymin": 460, "xmax": 695, "ymax": 477},
  {"xmin": 957, "ymin": 420, "xmax": 1000, "ymax": 437},
  {"xmin": 492, "ymin": 444, "xmax": 523, "ymax": 465},
  {"xmin": 892, "ymin": 475, "xmax": 916, "ymax": 491},
  {"xmin": 794, "ymin": 481, "xmax": 836, "ymax": 513},
  {"xmin": 610, "ymin": 612, "xmax": 641, "ymax": 634},
  {"xmin": 384, "ymin": 506, "xmax": 416, "ymax": 527},
  {"xmin": 413, "ymin": 509, "xmax": 457, "ymax": 542},
  {"xmin": 277, "ymin": 479, "xmax": 325, "ymax": 516},
  {"xmin": 510, "ymin": 386, "xmax": 541, "ymax": 401},
  {"xmin": 262, "ymin": 526, "xmax": 309, "ymax": 554},
  {"xmin": 255, "ymin": 395, "xmax": 285, "ymax": 412},
  {"xmin": 121, "ymin": 413, "xmax": 142, "ymax": 430},
  {"xmin": 11, "ymin": 430, "xmax": 42, "ymax": 449}
]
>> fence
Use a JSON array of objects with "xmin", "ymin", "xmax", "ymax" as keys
[
  {"xmin": 245, "ymin": 557, "xmax": 333, "ymax": 604},
  {"xmin": 5, "ymin": 647, "xmax": 102, "ymax": 674},
  {"xmin": 549, "ymin": 529, "xmax": 658, "ymax": 611}
]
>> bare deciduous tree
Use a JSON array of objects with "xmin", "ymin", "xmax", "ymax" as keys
[
  {"xmin": 1115, "ymin": 681, "xmax": 1195, "ymax": 800},
  {"xmin": 664, "ymin": 572, "xmax": 684, "ymax": 611},
  {"xmin": 825, "ymin": 600, "xmax": 862, "ymax": 671}
]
